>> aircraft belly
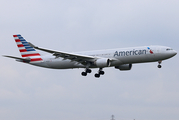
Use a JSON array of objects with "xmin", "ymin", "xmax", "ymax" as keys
[
  {"xmin": 29, "ymin": 62, "xmax": 50, "ymax": 68},
  {"xmin": 110, "ymin": 60, "xmax": 123, "ymax": 66},
  {"xmin": 116, "ymin": 56, "xmax": 142, "ymax": 64},
  {"xmin": 154, "ymin": 53, "xmax": 174, "ymax": 61},
  {"xmin": 46, "ymin": 59, "xmax": 84, "ymax": 69},
  {"xmin": 116, "ymin": 54, "xmax": 157, "ymax": 64}
]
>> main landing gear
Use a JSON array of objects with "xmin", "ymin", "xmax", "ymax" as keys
[
  {"xmin": 81, "ymin": 68, "xmax": 92, "ymax": 76},
  {"xmin": 94, "ymin": 68, "xmax": 105, "ymax": 78},
  {"xmin": 158, "ymin": 61, "xmax": 162, "ymax": 68},
  {"xmin": 81, "ymin": 68, "xmax": 105, "ymax": 78}
]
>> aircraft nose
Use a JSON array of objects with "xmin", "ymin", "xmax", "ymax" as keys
[{"xmin": 173, "ymin": 50, "xmax": 177, "ymax": 56}]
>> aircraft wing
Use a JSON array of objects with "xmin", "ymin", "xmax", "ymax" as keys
[
  {"xmin": 28, "ymin": 42, "xmax": 96, "ymax": 65},
  {"xmin": 3, "ymin": 55, "xmax": 31, "ymax": 62}
]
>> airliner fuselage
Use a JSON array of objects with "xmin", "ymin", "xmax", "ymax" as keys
[
  {"xmin": 32, "ymin": 46, "xmax": 176, "ymax": 69},
  {"xmin": 4, "ymin": 34, "xmax": 177, "ymax": 78}
]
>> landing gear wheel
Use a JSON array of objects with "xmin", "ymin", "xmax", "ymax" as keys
[
  {"xmin": 95, "ymin": 73, "xmax": 100, "ymax": 78},
  {"xmin": 86, "ymin": 69, "xmax": 92, "ymax": 73},
  {"xmin": 158, "ymin": 65, "xmax": 162, "ymax": 68},
  {"xmin": 81, "ymin": 72, "xmax": 87, "ymax": 76},
  {"xmin": 99, "ymin": 71, "xmax": 104, "ymax": 75}
]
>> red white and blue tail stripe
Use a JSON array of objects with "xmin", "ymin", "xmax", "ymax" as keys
[{"xmin": 13, "ymin": 34, "xmax": 43, "ymax": 62}]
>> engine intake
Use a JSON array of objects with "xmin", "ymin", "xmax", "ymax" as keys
[
  {"xmin": 115, "ymin": 64, "xmax": 132, "ymax": 71},
  {"xmin": 95, "ymin": 58, "xmax": 110, "ymax": 67}
]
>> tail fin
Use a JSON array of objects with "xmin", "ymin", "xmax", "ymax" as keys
[{"xmin": 13, "ymin": 34, "xmax": 43, "ymax": 62}]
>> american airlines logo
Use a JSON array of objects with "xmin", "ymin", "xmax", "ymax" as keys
[
  {"xmin": 148, "ymin": 47, "xmax": 154, "ymax": 54},
  {"xmin": 114, "ymin": 49, "xmax": 147, "ymax": 57}
]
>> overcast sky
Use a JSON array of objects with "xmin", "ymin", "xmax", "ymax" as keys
[{"xmin": 0, "ymin": 0, "xmax": 179, "ymax": 120}]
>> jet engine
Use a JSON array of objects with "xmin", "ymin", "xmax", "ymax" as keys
[
  {"xmin": 115, "ymin": 64, "xmax": 132, "ymax": 71},
  {"xmin": 95, "ymin": 58, "xmax": 110, "ymax": 67}
]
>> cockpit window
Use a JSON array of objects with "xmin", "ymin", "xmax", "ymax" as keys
[{"xmin": 166, "ymin": 48, "xmax": 173, "ymax": 51}]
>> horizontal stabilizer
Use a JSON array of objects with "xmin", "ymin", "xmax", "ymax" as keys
[{"xmin": 3, "ymin": 55, "xmax": 31, "ymax": 63}]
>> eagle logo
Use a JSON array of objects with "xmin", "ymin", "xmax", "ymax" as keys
[{"xmin": 147, "ymin": 47, "xmax": 153, "ymax": 54}]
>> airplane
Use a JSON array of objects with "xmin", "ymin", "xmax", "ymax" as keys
[{"xmin": 3, "ymin": 34, "xmax": 177, "ymax": 78}]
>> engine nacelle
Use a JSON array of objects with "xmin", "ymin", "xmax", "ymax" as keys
[
  {"xmin": 95, "ymin": 58, "xmax": 110, "ymax": 67},
  {"xmin": 115, "ymin": 64, "xmax": 132, "ymax": 71}
]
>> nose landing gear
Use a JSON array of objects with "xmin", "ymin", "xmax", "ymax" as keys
[{"xmin": 158, "ymin": 61, "xmax": 162, "ymax": 68}]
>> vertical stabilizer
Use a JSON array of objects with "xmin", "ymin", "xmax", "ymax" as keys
[{"xmin": 13, "ymin": 34, "xmax": 43, "ymax": 62}]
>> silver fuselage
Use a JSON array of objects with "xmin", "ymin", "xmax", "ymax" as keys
[{"xmin": 29, "ymin": 45, "xmax": 177, "ymax": 69}]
